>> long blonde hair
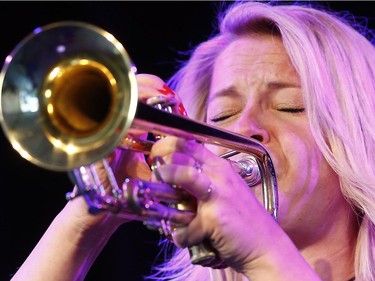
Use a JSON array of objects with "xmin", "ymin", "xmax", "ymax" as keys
[{"xmin": 148, "ymin": 1, "xmax": 375, "ymax": 280}]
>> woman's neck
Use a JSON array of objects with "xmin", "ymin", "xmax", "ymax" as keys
[{"xmin": 300, "ymin": 206, "xmax": 358, "ymax": 281}]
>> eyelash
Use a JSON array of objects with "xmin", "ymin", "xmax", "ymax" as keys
[
  {"xmin": 209, "ymin": 115, "xmax": 231, "ymax": 123},
  {"xmin": 209, "ymin": 107, "xmax": 305, "ymax": 123},
  {"xmin": 278, "ymin": 107, "xmax": 305, "ymax": 113}
]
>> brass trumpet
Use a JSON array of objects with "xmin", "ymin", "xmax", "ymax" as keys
[{"xmin": 0, "ymin": 21, "xmax": 278, "ymax": 267}]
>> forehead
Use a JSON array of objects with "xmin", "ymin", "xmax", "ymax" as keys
[{"xmin": 212, "ymin": 34, "xmax": 298, "ymax": 82}]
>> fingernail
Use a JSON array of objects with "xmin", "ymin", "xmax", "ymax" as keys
[
  {"xmin": 157, "ymin": 84, "xmax": 188, "ymax": 117},
  {"xmin": 178, "ymin": 104, "xmax": 188, "ymax": 117},
  {"xmin": 147, "ymin": 155, "xmax": 153, "ymax": 167},
  {"xmin": 157, "ymin": 84, "xmax": 176, "ymax": 96}
]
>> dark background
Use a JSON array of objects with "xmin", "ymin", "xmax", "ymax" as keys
[{"xmin": 0, "ymin": 1, "xmax": 373, "ymax": 281}]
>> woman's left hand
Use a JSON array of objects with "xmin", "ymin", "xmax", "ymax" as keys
[{"xmin": 149, "ymin": 136, "xmax": 283, "ymax": 273}]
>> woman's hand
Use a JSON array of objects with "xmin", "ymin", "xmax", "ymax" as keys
[
  {"xmin": 67, "ymin": 74, "xmax": 186, "ymax": 228},
  {"xmin": 108, "ymin": 73, "xmax": 186, "ymax": 185},
  {"xmin": 149, "ymin": 136, "xmax": 320, "ymax": 280}
]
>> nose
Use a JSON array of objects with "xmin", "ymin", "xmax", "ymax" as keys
[
  {"xmin": 251, "ymin": 131, "xmax": 265, "ymax": 142},
  {"xmin": 232, "ymin": 111, "xmax": 270, "ymax": 143}
]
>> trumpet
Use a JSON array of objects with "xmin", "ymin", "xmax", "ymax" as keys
[{"xmin": 0, "ymin": 21, "xmax": 278, "ymax": 268}]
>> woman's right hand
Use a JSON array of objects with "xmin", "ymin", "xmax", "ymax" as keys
[
  {"xmin": 67, "ymin": 73, "xmax": 185, "ymax": 229},
  {"xmin": 108, "ymin": 73, "xmax": 186, "ymax": 189}
]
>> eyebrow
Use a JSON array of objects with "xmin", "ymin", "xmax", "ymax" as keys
[
  {"xmin": 267, "ymin": 81, "xmax": 300, "ymax": 90},
  {"xmin": 208, "ymin": 86, "xmax": 238, "ymax": 102},
  {"xmin": 209, "ymin": 81, "xmax": 300, "ymax": 102}
]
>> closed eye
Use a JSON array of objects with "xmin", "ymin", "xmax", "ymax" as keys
[
  {"xmin": 209, "ymin": 114, "xmax": 233, "ymax": 123},
  {"xmin": 278, "ymin": 107, "xmax": 305, "ymax": 114}
]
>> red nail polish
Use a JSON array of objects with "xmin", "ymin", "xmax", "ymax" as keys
[
  {"xmin": 147, "ymin": 155, "xmax": 153, "ymax": 167},
  {"xmin": 157, "ymin": 84, "xmax": 188, "ymax": 117},
  {"xmin": 178, "ymin": 104, "xmax": 188, "ymax": 117},
  {"xmin": 157, "ymin": 84, "xmax": 176, "ymax": 96}
]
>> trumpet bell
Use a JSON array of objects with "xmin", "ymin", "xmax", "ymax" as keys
[{"xmin": 0, "ymin": 21, "xmax": 138, "ymax": 171}]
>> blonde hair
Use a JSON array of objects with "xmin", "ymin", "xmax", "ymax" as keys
[{"xmin": 148, "ymin": 1, "xmax": 375, "ymax": 280}]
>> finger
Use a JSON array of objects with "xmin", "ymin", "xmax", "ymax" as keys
[
  {"xmin": 158, "ymin": 152, "xmax": 196, "ymax": 166},
  {"xmin": 137, "ymin": 73, "xmax": 176, "ymax": 100},
  {"xmin": 148, "ymin": 147, "xmax": 199, "ymax": 172},
  {"xmin": 137, "ymin": 75, "xmax": 187, "ymax": 117},
  {"xmin": 152, "ymin": 164, "xmax": 213, "ymax": 201},
  {"xmin": 171, "ymin": 225, "xmax": 191, "ymax": 248},
  {"xmin": 136, "ymin": 74, "xmax": 169, "ymax": 101},
  {"xmin": 136, "ymin": 73, "xmax": 166, "ymax": 89},
  {"xmin": 137, "ymin": 83, "xmax": 164, "ymax": 101},
  {"xmin": 171, "ymin": 213, "xmax": 208, "ymax": 248},
  {"xmin": 136, "ymin": 73, "xmax": 183, "ymax": 103},
  {"xmin": 151, "ymin": 137, "xmax": 222, "ymax": 166}
]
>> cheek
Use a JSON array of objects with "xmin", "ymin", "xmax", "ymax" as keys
[
  {"xmin": 276, "ymin": 130, "xmax": 338, "ymax": 221},
  {"xmin": 280, "ymin": 130, "xmax": 322, "ymax": 192}
]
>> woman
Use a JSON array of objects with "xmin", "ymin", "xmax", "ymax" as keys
[{"xmin": 10, "ymin": 1, "xmax": 375, "ymax": 281}]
